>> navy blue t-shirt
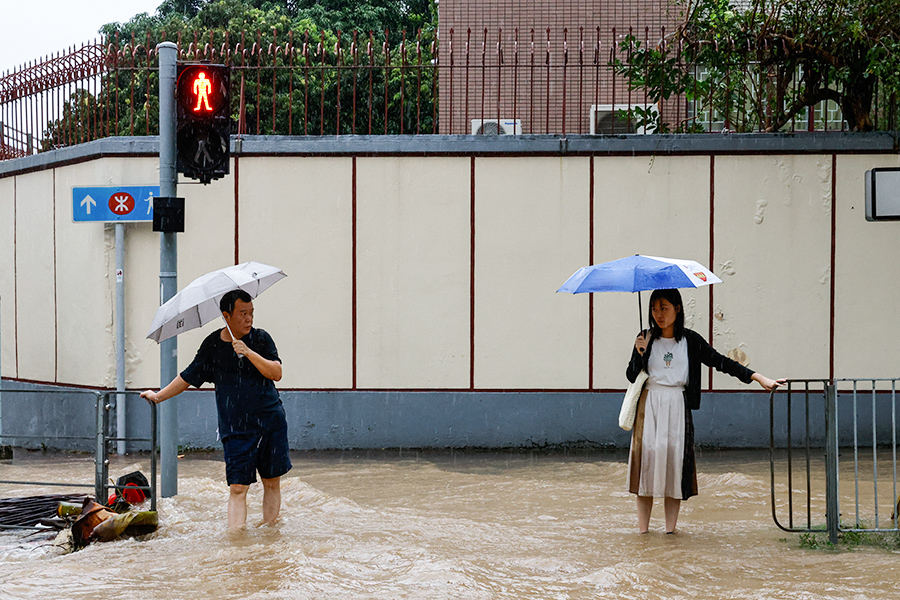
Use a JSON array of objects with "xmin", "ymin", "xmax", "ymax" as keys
[{"xmin": 180, "ymin": 327, "xmax": 286, "ymax": 440}]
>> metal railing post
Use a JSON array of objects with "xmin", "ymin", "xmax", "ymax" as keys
[
  {"xmin": 95, "ymin": 393, "xmax": 110, "ymax": 503},
  {"xmin": 150, "ymin": 401, "xmax": 158, "ymax": 511},
  {"xmin": 825, "ymin": 382, "xmax": 840, "ymax": 545}
]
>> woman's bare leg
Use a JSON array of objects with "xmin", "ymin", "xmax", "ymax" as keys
[
  {"xmin": 664, "ymin": 497, "xmax": 681, "ymax": 533},
  {"xmin": 637, "ymin": 496, "xmax": 653, "ymax": 533}
]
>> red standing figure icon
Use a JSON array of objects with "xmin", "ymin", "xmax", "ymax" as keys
[{"xmin": 193, "ymin": 72, "xmax": 213, "ymax": 112}]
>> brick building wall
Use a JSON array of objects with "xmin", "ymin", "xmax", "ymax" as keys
[{"xmin": 437, "ymin": 0, "xmax": 680, "ymax": 134}]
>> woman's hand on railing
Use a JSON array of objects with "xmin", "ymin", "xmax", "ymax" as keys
[{"xmin": 752, "ymin": 373, "xmax": 786, "ymax": 392}]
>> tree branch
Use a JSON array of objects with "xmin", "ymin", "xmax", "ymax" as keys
[{"xmin": 765, "ymin": 86, "xmax": 842, "ymax": 132}]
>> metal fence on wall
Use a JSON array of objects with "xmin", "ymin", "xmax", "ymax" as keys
[
  {"xmin": 770, "ymin": 378, "xmax": 900, "ymax": 545},
  {"xmin": 0, "ymin": 26, "xmax": 895, "ymax": 160}
]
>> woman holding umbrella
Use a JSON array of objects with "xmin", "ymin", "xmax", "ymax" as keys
[{"xmin": 626, "ymin": 288, "xmax": 783, "ymax": 534}]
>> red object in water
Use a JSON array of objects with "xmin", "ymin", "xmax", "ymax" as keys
[{"xmin": 122, "ymin": 483, "xmax": 145, "ymax": 504}]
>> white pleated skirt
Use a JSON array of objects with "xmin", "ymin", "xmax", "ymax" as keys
[{"xmin": 627, "ymin": 382, "xmax": 687, "ymax": 499}]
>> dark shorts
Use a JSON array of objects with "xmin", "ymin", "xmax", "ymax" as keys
[{"xmin": 222, "ymin": 426, "xmax": 292, "ymax": 486}]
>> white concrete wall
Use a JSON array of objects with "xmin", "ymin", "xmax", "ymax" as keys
[
  {"xmin": 13, "ymin": 170, "xmax": 58, "ymax": 383},
  {"xmin": 834, "ymin": 154, "xmax": 900, "ymax": 378},
  {"xmin": 357, "ymin": 156, "xmax": 471, "ymax": 389},
  {"xmin": 591, "ymin": 155, "xmax": 713, "ymax": 389},
  {"xmin": 0, "ymin": 176, "xmax": 15, "ymax": 380},
  {"xmin": 2, "ymin": 150, "xmax": 899, "ymax": 392},
  {"xmin": 713, "ymin": 155, "xmax": 834, "ymax": 387},
  {"xmin": 475, "ymin": 157, "xmax": 590, "ymax": 389},
  {"xmin": 238, "ymin": 156, "xmax": 354, "ymax": 389}
]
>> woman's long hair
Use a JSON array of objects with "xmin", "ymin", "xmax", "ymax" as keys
[{"xmin": 647, "ymin": 288, "xmax": 685, "ymax": 341}]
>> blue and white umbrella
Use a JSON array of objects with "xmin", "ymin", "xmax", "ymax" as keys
[{"xmin": 557, "ymin": 254, "xmax": 721, "ymax": 328}]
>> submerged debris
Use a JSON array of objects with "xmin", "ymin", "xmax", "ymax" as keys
[
  {"xmin": 0, "ymin": 494, "xmax": 89, "ymax": 529},
  {"xmin": 71, "ymin": 498, "xmax": 157, "ymax": 549},
  {"xmin": 1, "ymin": 470, "xmax": 158, "ymax": 551}
]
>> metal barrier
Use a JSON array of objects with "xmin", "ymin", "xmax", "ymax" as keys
[
  {"xmin": 0, "ymin": 388, "xmax": 157, "ymax": 529},
  {"xmin": 770, "ymin": 378, "xmax": 900, "ymax": 545},
  {"xmin": 769, "ymin": 379, "xmax": 832, "ymax": 538},
  {"xmin": 834, "ymin": 378, "xmax": 900, "ymax": 534}
]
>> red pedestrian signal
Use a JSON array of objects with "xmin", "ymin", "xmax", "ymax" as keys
[
  {"xmin": 192, "ymin": 72, "xmax": 213, "ymax": 112},
  {"xmin": 175, "ymin": 63, "xmax": 231, "ymax": 184}
]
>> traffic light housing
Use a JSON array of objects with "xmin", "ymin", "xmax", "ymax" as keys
[{"xmin": 175, "ymin": 63, "xmax": 231, "ymax": 184}]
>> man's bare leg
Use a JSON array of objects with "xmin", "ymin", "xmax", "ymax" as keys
[
  {"xmin": 261, "ymin": 477, "xmax": 281, "ymax": 525},
  {"xmin": 228, "ymin": 484, "xmax": 249, "ymax": 529}
]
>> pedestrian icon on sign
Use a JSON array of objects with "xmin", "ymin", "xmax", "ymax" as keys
[{"xmin": 193, "ymin": 72, "xmax": 213, "ymax": 112}]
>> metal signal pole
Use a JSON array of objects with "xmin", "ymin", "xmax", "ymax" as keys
[{"xmin": 157, "ymin": 41, "xmax": 179, "ymax": 497}]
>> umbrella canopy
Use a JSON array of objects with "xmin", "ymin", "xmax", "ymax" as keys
[
  {"xmin": 146, "ymin": 261, "xmax": 286, "ymax": 343},
  {"xmin": 557, "ymin": 255, "xmax": 721, "ymax": 294},
  {"xmin": 557, "ymin": 255, "xmax": 721, "ymax": 329}
]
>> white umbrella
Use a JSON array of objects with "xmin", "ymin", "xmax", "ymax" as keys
[{"xmin": 146, "ymin": 261, "xmax": 286, "ymax": 343}]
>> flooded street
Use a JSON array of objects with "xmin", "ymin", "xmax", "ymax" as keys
[{"xmin": 2, "ymin": 448, "xmax": 899, "ymax": 599}]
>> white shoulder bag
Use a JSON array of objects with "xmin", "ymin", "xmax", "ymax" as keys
[{"xmin": 618, "ymin": 370, "xmax": 648, "ymax": 431}]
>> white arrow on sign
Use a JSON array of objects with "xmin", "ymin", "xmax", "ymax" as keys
[{"xmin": 80, "ymin": 194, "xmax": 97, "ymax": 215}]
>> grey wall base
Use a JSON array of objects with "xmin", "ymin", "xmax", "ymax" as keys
[{"xmin": 2, "ymin": 379, "xmax": 822, "ymax": 452}]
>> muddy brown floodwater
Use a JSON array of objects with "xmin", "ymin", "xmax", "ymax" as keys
[{"xmin": 1, "ymin": 448, "xmax": 899, "ymax": 599}]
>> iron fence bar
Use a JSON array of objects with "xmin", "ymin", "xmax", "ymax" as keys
[
  {"xmin": 0, "ymin": 481, "xmax": 94, "ymax": 488},
  {"xmin": 769, "ymin": 386, "xmax": 782, "ymax": 530},
  {"xmin": 825, "ymin": 383, "xmax": 839, "ymax": 544},
  {"xmin": 853, "ymin": 380, "xmax": 860, "ymax": 526},
  {"xmin": 835, "ymin": 377, "xmax": 841, "ymax": 528},
  {"xmin": 95, "ymin": 393, "xmax": 108, "ymax": 504},
  {"xmin": 769, "ymin": 379, "xmax": 831, "ymax": 534},
  {"xmin": 0, "ymin": 436, "xmax": 97, "ymax": 441},
  {"xmin": 833, "ymin": 377, "xmax": 900, "ymax": 534},
  {"xmin": 872, "ymin": 383, "xmax": 879, "ymax": 528},
  {"xmin": 787, "ymin": 381, "xmax": 793, "ymax": 529},
  {"xmin": 894, "ymin": 380, "xmax": 897, "ymax": 528},
  {"xmin": 150, "ymin": 397, "xmax": 157, "ymax": 511},
  {"xmin": 804, "ymin": 383, "xmax": 812, "ymax": 529}
]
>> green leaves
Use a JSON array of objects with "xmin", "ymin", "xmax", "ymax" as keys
[
  {"xmin": 612, "ymin": 0, "xmax": 899, "ymax": 132},
  {"xmin": 45, "ymin": 0, "xmax": 438, "ymax": 144}
]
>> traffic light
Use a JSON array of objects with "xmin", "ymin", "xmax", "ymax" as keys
[{"xmin": 175, "ymin": 63, "xmax": 231, "ymax": 184}]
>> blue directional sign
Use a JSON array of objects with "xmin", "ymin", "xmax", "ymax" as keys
[{"xmin": 72, "ymin": 186, "xmax": 159, "ymax": 222}]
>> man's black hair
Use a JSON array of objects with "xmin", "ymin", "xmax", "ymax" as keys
[{"xmin": 220, "ymin": 289, "xmax": 253, "ymax": 313}]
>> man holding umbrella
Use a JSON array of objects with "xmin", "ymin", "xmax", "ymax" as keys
[{"xmin": 141, "ymin": 288, "xmax": 291, "ymax": 529}]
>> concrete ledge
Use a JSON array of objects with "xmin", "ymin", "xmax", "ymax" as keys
[{"xmin": 2, "ymin": 132, "xmax": 897, "ymax": 177}]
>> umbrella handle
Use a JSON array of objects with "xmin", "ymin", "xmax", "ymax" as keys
[
  {"xmin": 222, "ymin": 318, "xmax": 244, "ymax": 358},
  {"xmin": 638, "ymin": 290, "xmax": 643, "ymax": 332}
]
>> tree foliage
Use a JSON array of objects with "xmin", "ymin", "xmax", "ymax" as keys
[
  {"xmin": 614, "ymin": 0, "xmax": 900, "ymax": 132},
  {"xmin": 41, "ymin": 0, "xmax": 437, "ymax": 147}
]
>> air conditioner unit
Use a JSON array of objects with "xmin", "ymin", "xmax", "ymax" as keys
[
  {"xmin": 590, "ymin": 104, "xmax": 659, "ymax": 135},
  {"xmin": 471, "ymin": 119, "xmax": 522, "ymax": 135}
]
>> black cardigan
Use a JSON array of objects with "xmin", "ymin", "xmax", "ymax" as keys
[{"xmin": 626, "ymin": 328, "xmax": 755, "ymax": 410}]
